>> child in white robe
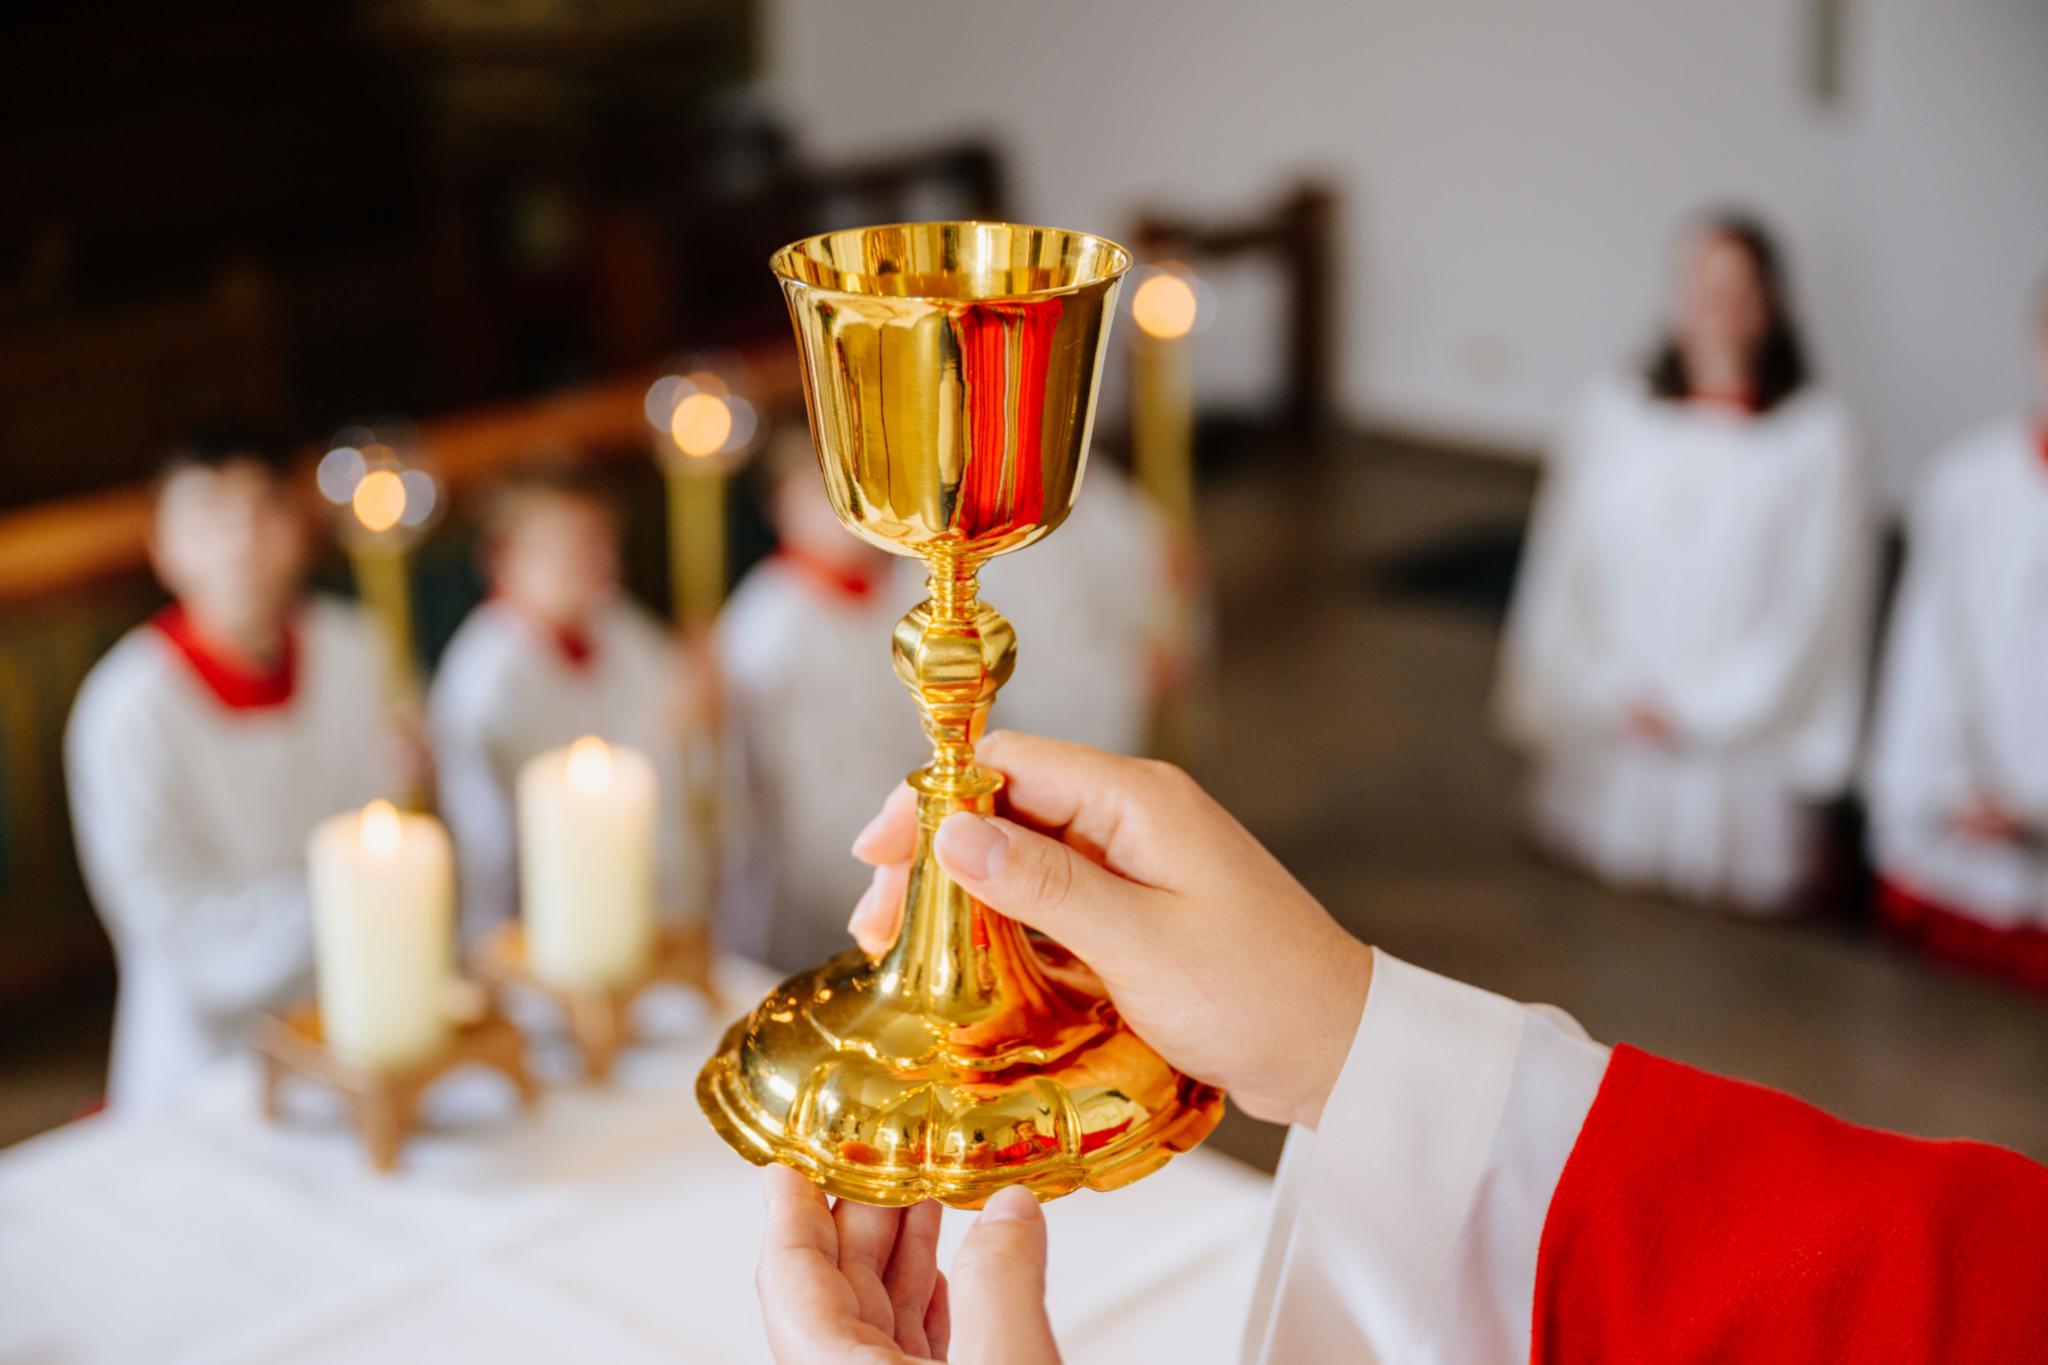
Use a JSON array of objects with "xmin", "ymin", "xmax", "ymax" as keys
[
  {"xmin": 1497, "ymin": 214, "xmax": 1875, "ymax": 912},
  {"xmin": 429, "ymin": 461, "xmax": 704, "ymax": 942},
  {"xmin": 717, "ymin": 432, "xmax": 924, "ymax": 969},
  {"xmin": 65, "ymin": 427, "xmax": 401, "ymax": 1113},
  {"xmin": 1865, "ymin": 290, "xmax": 2048, "ymax": 988},
  {"xmin": 980, "ymin": 459, "xmax": 1176, "ymax": 756}
]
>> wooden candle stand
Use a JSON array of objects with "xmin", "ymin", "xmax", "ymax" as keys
[
  {"xmin": 474, "ymin": 922, "xmax": 720, "ymax": 1082},
  {"xmin": 254, "ymin": 989, "xmax": 538, "ymax": 1173}
]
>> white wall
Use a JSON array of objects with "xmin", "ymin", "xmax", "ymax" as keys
[{"xmin": 760, "ymin": 0, "xmax": 2048, "ymax": 496}]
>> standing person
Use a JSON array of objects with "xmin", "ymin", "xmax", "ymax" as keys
[
  {"xmin": 754, "ymin": 734, "xmax": 2048, "ymax": 1364},
  {"xmin": 717, "ymin": 429, "xmax": 924, "ymax": 969},
  {"xmin": 1496, "ymin": 212, "xmax": 1875, "ymax": 912},
  {"xmin": 65, "ymin": 426, "xmax": 403, "ymax": 1113},
  {"xmin": 429, "ymin": 459, "xmax": 707, "ymax": 943},
  {"xmin": 1864, "ymin": 279, "xmax": 2048, "ymax": 989}
]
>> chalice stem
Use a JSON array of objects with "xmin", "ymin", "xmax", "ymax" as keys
[{"xmin": 881, "ymin": 553, "xmax": 1032, "ymax": 1023}]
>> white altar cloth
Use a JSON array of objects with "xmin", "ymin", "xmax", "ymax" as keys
[{"xmin": 0, "ymin": 959, "xmax": 1269, "ymax": 1364}]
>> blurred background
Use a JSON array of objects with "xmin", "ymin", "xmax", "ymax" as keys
[{"xmin": 4, "ymin": 0, "xmax": 2046, "ymax": 1172}]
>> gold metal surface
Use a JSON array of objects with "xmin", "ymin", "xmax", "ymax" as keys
[{"xmin": 697, "ymin": 222, "xmax": 1225, "ymax": 1208}]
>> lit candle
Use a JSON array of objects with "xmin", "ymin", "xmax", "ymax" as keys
[
  {"xmin": 308, "ymin": 799, "xmax": 456, "ymax": 1071},
  {"xmin": 342, "ymin": 463, "xmax": 427, "ymax": 712},
  {"xmin": 517, "ymin": 735, "xmax": 658, "ymax": 989},
  {"xmin": 665, "ymin": 388, "xmax": 734, "ymax": 626},
  {"xmin": 1130, "ymin": 267, "xmax": 1201, "ymax": 535}
]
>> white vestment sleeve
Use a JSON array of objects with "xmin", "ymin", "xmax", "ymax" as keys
[
  {"xmin": 1866, "ymin": 509, "xmax": 1974, "ymax": 839},
  {"xmin": 1243, "ymin": 950, "xmax": 1610, "ymax": 1364},
  {"xmin": 1864, "ymin": 473, "xmax": 2041, "ymax": 915},
  {"xmin": 65, "ymin": 696, "xmax": 312, "ymax": 1019},
  {"xmin": 1496, "ymin": 395, "xmax": 1639, "ymax": 749},
  {"xmin": 428, "ymin": 661, "xmax": 518, "ymax": 945}
]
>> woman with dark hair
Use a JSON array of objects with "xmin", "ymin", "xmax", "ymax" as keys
[{"xmin": 1496, "ymin": 212, "xmax": 1876, "ymax": 912}]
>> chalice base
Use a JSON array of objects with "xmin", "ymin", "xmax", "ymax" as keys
[{"xmin": 696, "ymin": 940, "xmax": 1225, "ymax": 1209}]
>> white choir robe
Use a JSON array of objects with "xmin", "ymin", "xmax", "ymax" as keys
[
  {"xmin": 428, "ymin": 597, "xmax": 698, "ymax": 942},
  {"xmin": 981, "ymin": 462, "xmax": 1173, "ymax": 756},
  {"xmin": 64, "ymin": 598, "xmax": 397, "ymax": 1113},
  {"xmin": 1866, "ymin": 418, "xmax": 2048, "ymax": 933},
  {"xmin": 1241, "ymin": 949, "xmax": 2048, "ymax": 1362},
  {"xmin": 716, "ymin": 554, "xmax": 928, "ymax": 969},
  {"xmin": 1496, "ymin": 373, "xmax": 1875, "ymax": 910}
]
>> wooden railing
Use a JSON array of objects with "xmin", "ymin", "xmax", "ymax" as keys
[{"xmin": 0, "ymin": 349, "xmax": 798, "ymax": 607}]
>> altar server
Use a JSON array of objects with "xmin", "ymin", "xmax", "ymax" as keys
[
  {"xmin": 980, "ymin": 459, "xmax": 1176, "ymax": 755},
  {"xmin": 66, "ymin": 427, "xmax": 399, "ymax": 1113},
  {"xmin": 429, "ymin": 460, "xmax": 704, "ymax": 940},
  {"xmin": 717, "ymin": 430, "xmax": 924, "ymax": 968},
  {"xmin": 1497, "ymin": 213, "xmax": 1874, "ymax": 911},
  {"xmin": 1865, "ymin": 286, "xmax": 2048, "ymax": 989},
  {"xmin": 759, "ymin": 734, "xmax": 2048, "ymax": 1365}
]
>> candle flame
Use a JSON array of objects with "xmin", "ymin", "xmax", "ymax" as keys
[
  {"xmin": 352, "ymin": 469, "xmax": 408, "ymax": 533},
  {"xmin": 1132, "ymin": 271, "xmax": 1199, "ymax": 340},
  {"xmin": 671, "ymin": 391, "xmax": 734, "ymax": 458},
  {"xmin": 361, "ymin": 799, "xmax": 403, "ymax": 860},
  {"xmin": 566, "ymin": 735, "xmax": 614, "ymax": 795}
]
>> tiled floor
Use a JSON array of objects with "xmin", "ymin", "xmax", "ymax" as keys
[{"xmin": 5, "ymin": 436, "xmax": 2043, "ymax": 1168}]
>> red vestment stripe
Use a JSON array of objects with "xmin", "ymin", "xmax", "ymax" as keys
[
  {"xmin": 1879, "ymin": 877, "xmax": 2048, "ymax": 995},
  {"xmin": 1533, "ymin": 1044, "xmax": 2048, "ymax": 1363}
]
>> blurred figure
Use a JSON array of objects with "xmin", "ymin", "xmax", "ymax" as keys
[
  {"xmin": 430, "ymin": 460, "xmax": 704, "ymax": 940},
  {"xmin": 718, "ymin": 428, "xmax": 922, "ymax": 968},
  {"xmin": 1497, "ymin": 213, "xmax": 1874, "ymax": 912},
  {"xmin": 65, "ymin": 425, "xmax": 401, "ymax": 1112},
  {"xmin": 981, "ymin": 458, "xmax": 1179, "ymax": 755},
  {"xmin": 1865, "ymin": 280, "xmax": 2048, "ymax": 988}
]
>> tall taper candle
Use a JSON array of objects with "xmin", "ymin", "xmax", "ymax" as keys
[
  {"xmin": 517, "ymin": 735, "xmax": 658, "ymax": 990},
  {"xmin": 1130, "ymin": 269, "xmax": 1200, "ymax": 535},
  {"xmin": 309, "ymin": 799, "xmax": 455, "ymax": 1071}
]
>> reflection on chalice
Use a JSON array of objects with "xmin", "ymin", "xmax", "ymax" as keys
[{"xmin": 696, "ymin": 222, "xmax": 1225, "ymax": 1207}]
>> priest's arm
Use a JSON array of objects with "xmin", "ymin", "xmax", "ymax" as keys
[
  {"xmin": 1248, "ymin": 949, "xmax": 2048, "ymax": 1364},
  {"xmin": 63, "ymin": 690, "xmax": 314, "ymax": 1019},
  {"xmin": 787, "ymin": 732, "xmax": 2048, "ymax": 1365}
]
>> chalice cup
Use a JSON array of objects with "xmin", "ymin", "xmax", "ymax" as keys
[{"xmin": 696, "ymin": 222, "xmax": 1225, "ymax": 1207}]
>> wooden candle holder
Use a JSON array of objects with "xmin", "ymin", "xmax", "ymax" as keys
[
  {"xmin": 473, "ymin": 921, "xmax": 720, "ymax": 1082},
  {"xmin": 254, "ymin": 988, "xmax": 539, "ymax": 1173}
]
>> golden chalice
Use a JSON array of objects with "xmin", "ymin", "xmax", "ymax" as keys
[{"xmin": 696, "ymin": 222, "xmax": 1225, "ymax": 1207}]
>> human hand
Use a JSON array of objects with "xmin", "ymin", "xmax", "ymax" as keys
[
  {"xmin": 669, "ymin": 624, "xmax": 725, "ymax": 736},
  {"xmin": 1954, "ymin": 795, "xmax": 2028, "ymax": 845},
  {"xmin": 848, "ymin": 732, "xmax": 1372, "ymax": 1130},
  {"xmin": 757, "ymin": 1165, "xmax": 1059, "ymax": 1364},
  {"xmin": 1623, "ymin": 702, "xmax": 1678, "ymax": 748}
]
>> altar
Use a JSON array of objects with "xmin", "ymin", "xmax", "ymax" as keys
[{"xmin": 0, "ymin": 959, "xmax": 1269, "ymax": 1364}]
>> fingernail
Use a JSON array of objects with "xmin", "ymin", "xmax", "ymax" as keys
[
  {"xmin": 977, "ymin": 1185, "xmax": 1041, "ymax": 1224},
  {"xmin": 850, "ymin": 808, "xmax": 889, "ymax": 857},
  {"xmin": 935, "ymin": 813, "xmax": 1006, "ymax": 882}
]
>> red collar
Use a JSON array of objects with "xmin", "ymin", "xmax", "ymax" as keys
[
  {"xmin": 775, "ymin": 546, "xmax": 886, "ymax": 604},
  {"xmin": 2036, "ymin": 421, "xmax": 2048, "ymax": 472},
  {"xmin": 496, "ymin": 597, "xmax": 598, "ymax": 671},
  {"xmin": 152, "ymin": 604, "xmax": 298, "ymax": 711}
]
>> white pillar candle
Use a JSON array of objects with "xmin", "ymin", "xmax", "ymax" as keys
[
  {"xmin": 308, "ymin": 799, "xmax": 455, "ymax": 1071},
  {"xmin": 517, "ymin": 735, "xmax": 658, "ymax": 990}
]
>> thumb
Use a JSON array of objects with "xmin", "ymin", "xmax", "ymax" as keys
[
  {"xmin": 947, "ymin": 1187, "xmax": 1061, "ymax": 1365},
  {"xmin": 933, "ymin": 813, "xmax": 1145, "ymax": 955}
]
